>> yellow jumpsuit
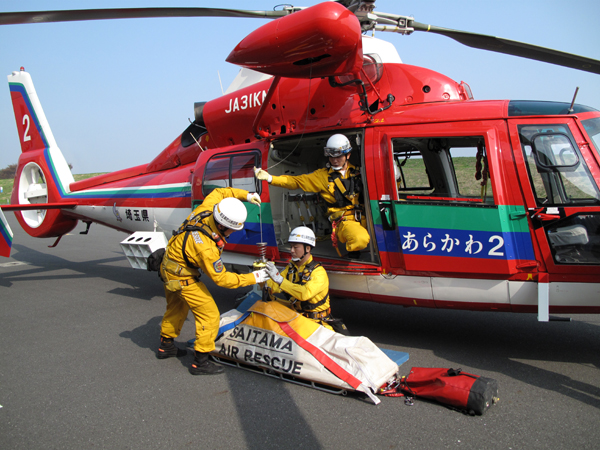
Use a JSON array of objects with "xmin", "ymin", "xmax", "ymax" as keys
[
  {"xmin": 265, "ymin": 255, "xmax": 333, "ymax": 331},
  {"xmin": 270, "ymin": 163, "xmax": 369, "ymax": 252},
  {"xmin": 159, "ymin": 187, "xmax": 256, "ymax": 353}
]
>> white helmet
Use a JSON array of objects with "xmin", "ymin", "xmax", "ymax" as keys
[
  {"xmin": 213, "ymin": 197, "xmax": 247, "ymax": 231},
  {"xmin": 324, "ymin": 134, "xmax": 352, "ymax": 157},
  {"xmin": 288, "ymin": 226, "xmax": 316, "ymax": 247}
]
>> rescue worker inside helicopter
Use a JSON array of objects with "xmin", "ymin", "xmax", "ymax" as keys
[
  {"xmin": 156, "ymin": 187, "xmax": 269, "ymax": 375},
  {"xmin": 254, "ymin": 133, "xmax": 369, "ymax": 259},
  {"xmin": 263, "ymin": 226, "xmax": 349, "ymax": 335}
]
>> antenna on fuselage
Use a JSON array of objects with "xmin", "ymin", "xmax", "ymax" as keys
[
  {"xmin": 568, "ymin": 87, "xmax": 580, "ymax": 113},
  {"xmin": 217, "ymin": 71, "xmax": 224, "ymax": 95}
]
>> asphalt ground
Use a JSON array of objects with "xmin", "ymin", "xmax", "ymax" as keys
[{"xmin": 1, "ymin": 214, "xmax": 599, "ymax": 449}]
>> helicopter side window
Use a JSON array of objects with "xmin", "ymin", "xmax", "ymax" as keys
[
  {"xmin": 202, "ymin": 151, "xmax": 261, "ymax": 197},
  {"xmin": 518, "ymin": 125, "xmax": 600, "ymax": 206},
  {"xmin": 393, "ymin": 136, "xmax": 494, "ymax": 204},
  {"xmin": 546, "ymin": 213, "xmax": 600, "ymax": 264},
  {"xmin": 231, "ymin": 153, "xmax": 259, "ymax": 192}
]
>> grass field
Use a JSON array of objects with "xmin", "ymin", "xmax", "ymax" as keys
[
  {"xmin": 399, "ymin": 156, "xmax": 493, "ymax": 199},
  {"xmin": 0, "ymin": 177, "xmax": 15, "ymax": 205}
]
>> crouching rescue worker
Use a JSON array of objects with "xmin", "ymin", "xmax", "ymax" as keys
[
  {"xmin": 254, "ymin": 133, "xmax": 369, "ymax": 259},
  {"xmin": 157, "ymin": 187, "xmax": 269, "ymax": 375},
  {"xmin": 263, "ymin": 226, "xmax": 349, "ymax": 335}
]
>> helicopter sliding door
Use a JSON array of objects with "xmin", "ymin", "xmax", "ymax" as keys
[{"xmin": 369, "ymin": 122, "xmax": 536, "ymax": 309}]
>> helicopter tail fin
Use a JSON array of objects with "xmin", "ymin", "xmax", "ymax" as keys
[
  {"xmin": 8, "ymin": 69, "xmax": 74, "ymax": 189},
  {"xmin": 6, "ymin": 69, "xmax": 78, "ymax": 239},
  {"xmin": 0, "ymin": 207, "xmax": 14, "ymax": 257}
]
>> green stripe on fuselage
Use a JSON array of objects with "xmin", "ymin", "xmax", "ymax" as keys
[
  {"xmin": 246, "ymin": 203, "xmax": 273, "ymax": 224},
  {"xmin": 371, "ymin": 201, "xmax": 530, "ymax": 233}
]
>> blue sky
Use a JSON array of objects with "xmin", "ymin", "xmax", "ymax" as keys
[{"xmin": 1, "ymin": 0, "xmax": 599, "ymax": 174}]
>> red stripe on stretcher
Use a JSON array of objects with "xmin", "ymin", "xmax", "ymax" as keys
[{"xmin": 278, "ymin": 322, "xmax": 362, "ymax": 390}]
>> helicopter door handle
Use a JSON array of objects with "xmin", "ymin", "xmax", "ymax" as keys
[
  {"xmin": 528, "ymin": 207, "xmax": 562, "ymax": 221},
  {"xmin": 509, "ymin": 212, "xmax": 527, "ymax": 220},
  {"xmin": 378, "ymin": 201, "xmax": 395, "ymax": 230}
]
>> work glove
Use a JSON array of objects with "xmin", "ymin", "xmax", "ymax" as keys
[
  {"xmin": 252, "ymin": 269, "xmax": 269, "ymax": 284},
  {"xmin": 265, "ymin": 261, "xmax": 284, "ymax": 285},
  {"xmin": 254, "ymin": 167, "xmax": 272, "ymax": 183},
  {"xmin": 246, "ymin": 192, "xmax": 261, "ymax": 206}
]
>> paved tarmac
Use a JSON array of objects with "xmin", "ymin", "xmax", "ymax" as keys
[{"xmin": 1, "ymin": 214, "xmax": 599, "ymax": 449}]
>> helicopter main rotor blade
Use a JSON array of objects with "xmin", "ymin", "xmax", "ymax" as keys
[
  {"xmin": 3, "ymin": 5, "xmax": 598, "ymax": 75},
  {"xmin": 410, "ymin": 21, "xmax": 600, "ymax": 75},
  {"xmin": 0, "ymin": 7, "xmax": 291, "ymax": 26}
]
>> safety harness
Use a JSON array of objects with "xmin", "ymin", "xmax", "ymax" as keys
[
  {"xmin": 328, "ymin": 167, "xmax": 365, "ymax": 256},
  {"xmin": 161, "ymin": 210, "xmax": 226, "ymax": 290},
  {"xmin": 327, "ymin": 167, "xmax": 363, "ymax": 210},
  {"xmin": 285, "ymin": 260, "xmax": 330, "ymax": 315},
  {"xmin": 174, "ymin": 210, "xmax": 225, "ymax": 269},
  {"xmin": 475, "ymin": 142, "xmax": 489, "ymax": 202}
]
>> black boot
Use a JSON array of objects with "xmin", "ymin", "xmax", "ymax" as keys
[
  {"xmin": 189, "ymin": 351, "xmax": 224, "ymax": 375},
  {"xmin": 156, "ymin": 336, "xmax": 187, "ymax": 359}
]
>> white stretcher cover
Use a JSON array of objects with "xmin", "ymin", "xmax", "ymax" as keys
[{"xmin": 213, "ymin": 300, "xmax": 399, "ymax": 404}]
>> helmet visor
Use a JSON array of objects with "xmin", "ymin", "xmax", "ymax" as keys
[{"xmin": 324, "ymin": 145, "xmax": 351, "ymax": 158}]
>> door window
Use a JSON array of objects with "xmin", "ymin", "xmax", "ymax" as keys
[
  {"xmin": 546, "ymin": 213, "xmax": 600, "ymax": 264},
  {"xmin": 203, "ymin": 152, "xmax": 260, "ymax": 197},
  {"xmin": 393, "ymin": 136, "xmax": 494, "ymax": 204},
  {"xmin": 518, "ymin": 124, "xmax": 600, "ymax": 206}
]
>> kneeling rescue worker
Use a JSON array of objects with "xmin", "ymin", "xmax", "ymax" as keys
[
  {"xmin": 157, "ymin": 187, "xmax": 268, "ymax": 375},
  {"xmin": 254, "ymin": 133, "xmax": 369, "ymax": 259},
  {"xmin": 263, "ymin": 226, "xmax": 349, "ymax": 335}
]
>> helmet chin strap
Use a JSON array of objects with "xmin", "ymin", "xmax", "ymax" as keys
[
  {"xmin": 292, "ymin": 245, "xmax": 310, "ymax": 262},
  {"xmin": 330, "ymin": 154, "xmax": 350, "ymax": 171},
  {"xmin": 216, "ymin": 223, "xmax": 232, "ymax": 240}
]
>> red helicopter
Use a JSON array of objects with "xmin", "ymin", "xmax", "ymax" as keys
[{"xmin": 1, "ymin": 1, "xmax": 599, "ymax": 322}]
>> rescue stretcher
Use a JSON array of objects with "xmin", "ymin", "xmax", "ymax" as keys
[{"xmin": 202, "ymin": 290, "xmax": 409, "ymax": 405}]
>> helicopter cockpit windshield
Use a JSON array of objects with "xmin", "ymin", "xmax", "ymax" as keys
[{"xmin": 582, "ymin": 117, "xmax": 600, "ymax": 157}]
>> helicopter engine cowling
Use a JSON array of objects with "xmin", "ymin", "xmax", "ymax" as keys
[{"xmin": 226, "ymin": 2, "xmax": 363, "ymax": 79}]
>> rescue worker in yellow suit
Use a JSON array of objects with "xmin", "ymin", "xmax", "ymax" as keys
[
  {"xmin": 263, "ymin": 226, "xmax": 349, "ymax": 335},
  {"xmin": 254, "ymin": 133, "xmax": 368, "ymax": 259},
  {"xmin": 157, "ymin": 187, "xmax": 269, "ymax": 375}
]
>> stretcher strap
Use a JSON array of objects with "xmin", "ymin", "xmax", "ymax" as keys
[{"xmin": 279, "ymin": 322, "xmax": 362, "ymax": 390}]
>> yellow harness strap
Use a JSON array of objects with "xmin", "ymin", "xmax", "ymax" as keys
[
  {"xmin": 162, "ymin": 255, "xmax": 200, "ymax": 278},
  {"xmin": 333, "ymin": 177, "xmax": 347, "ymax": 194}
]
